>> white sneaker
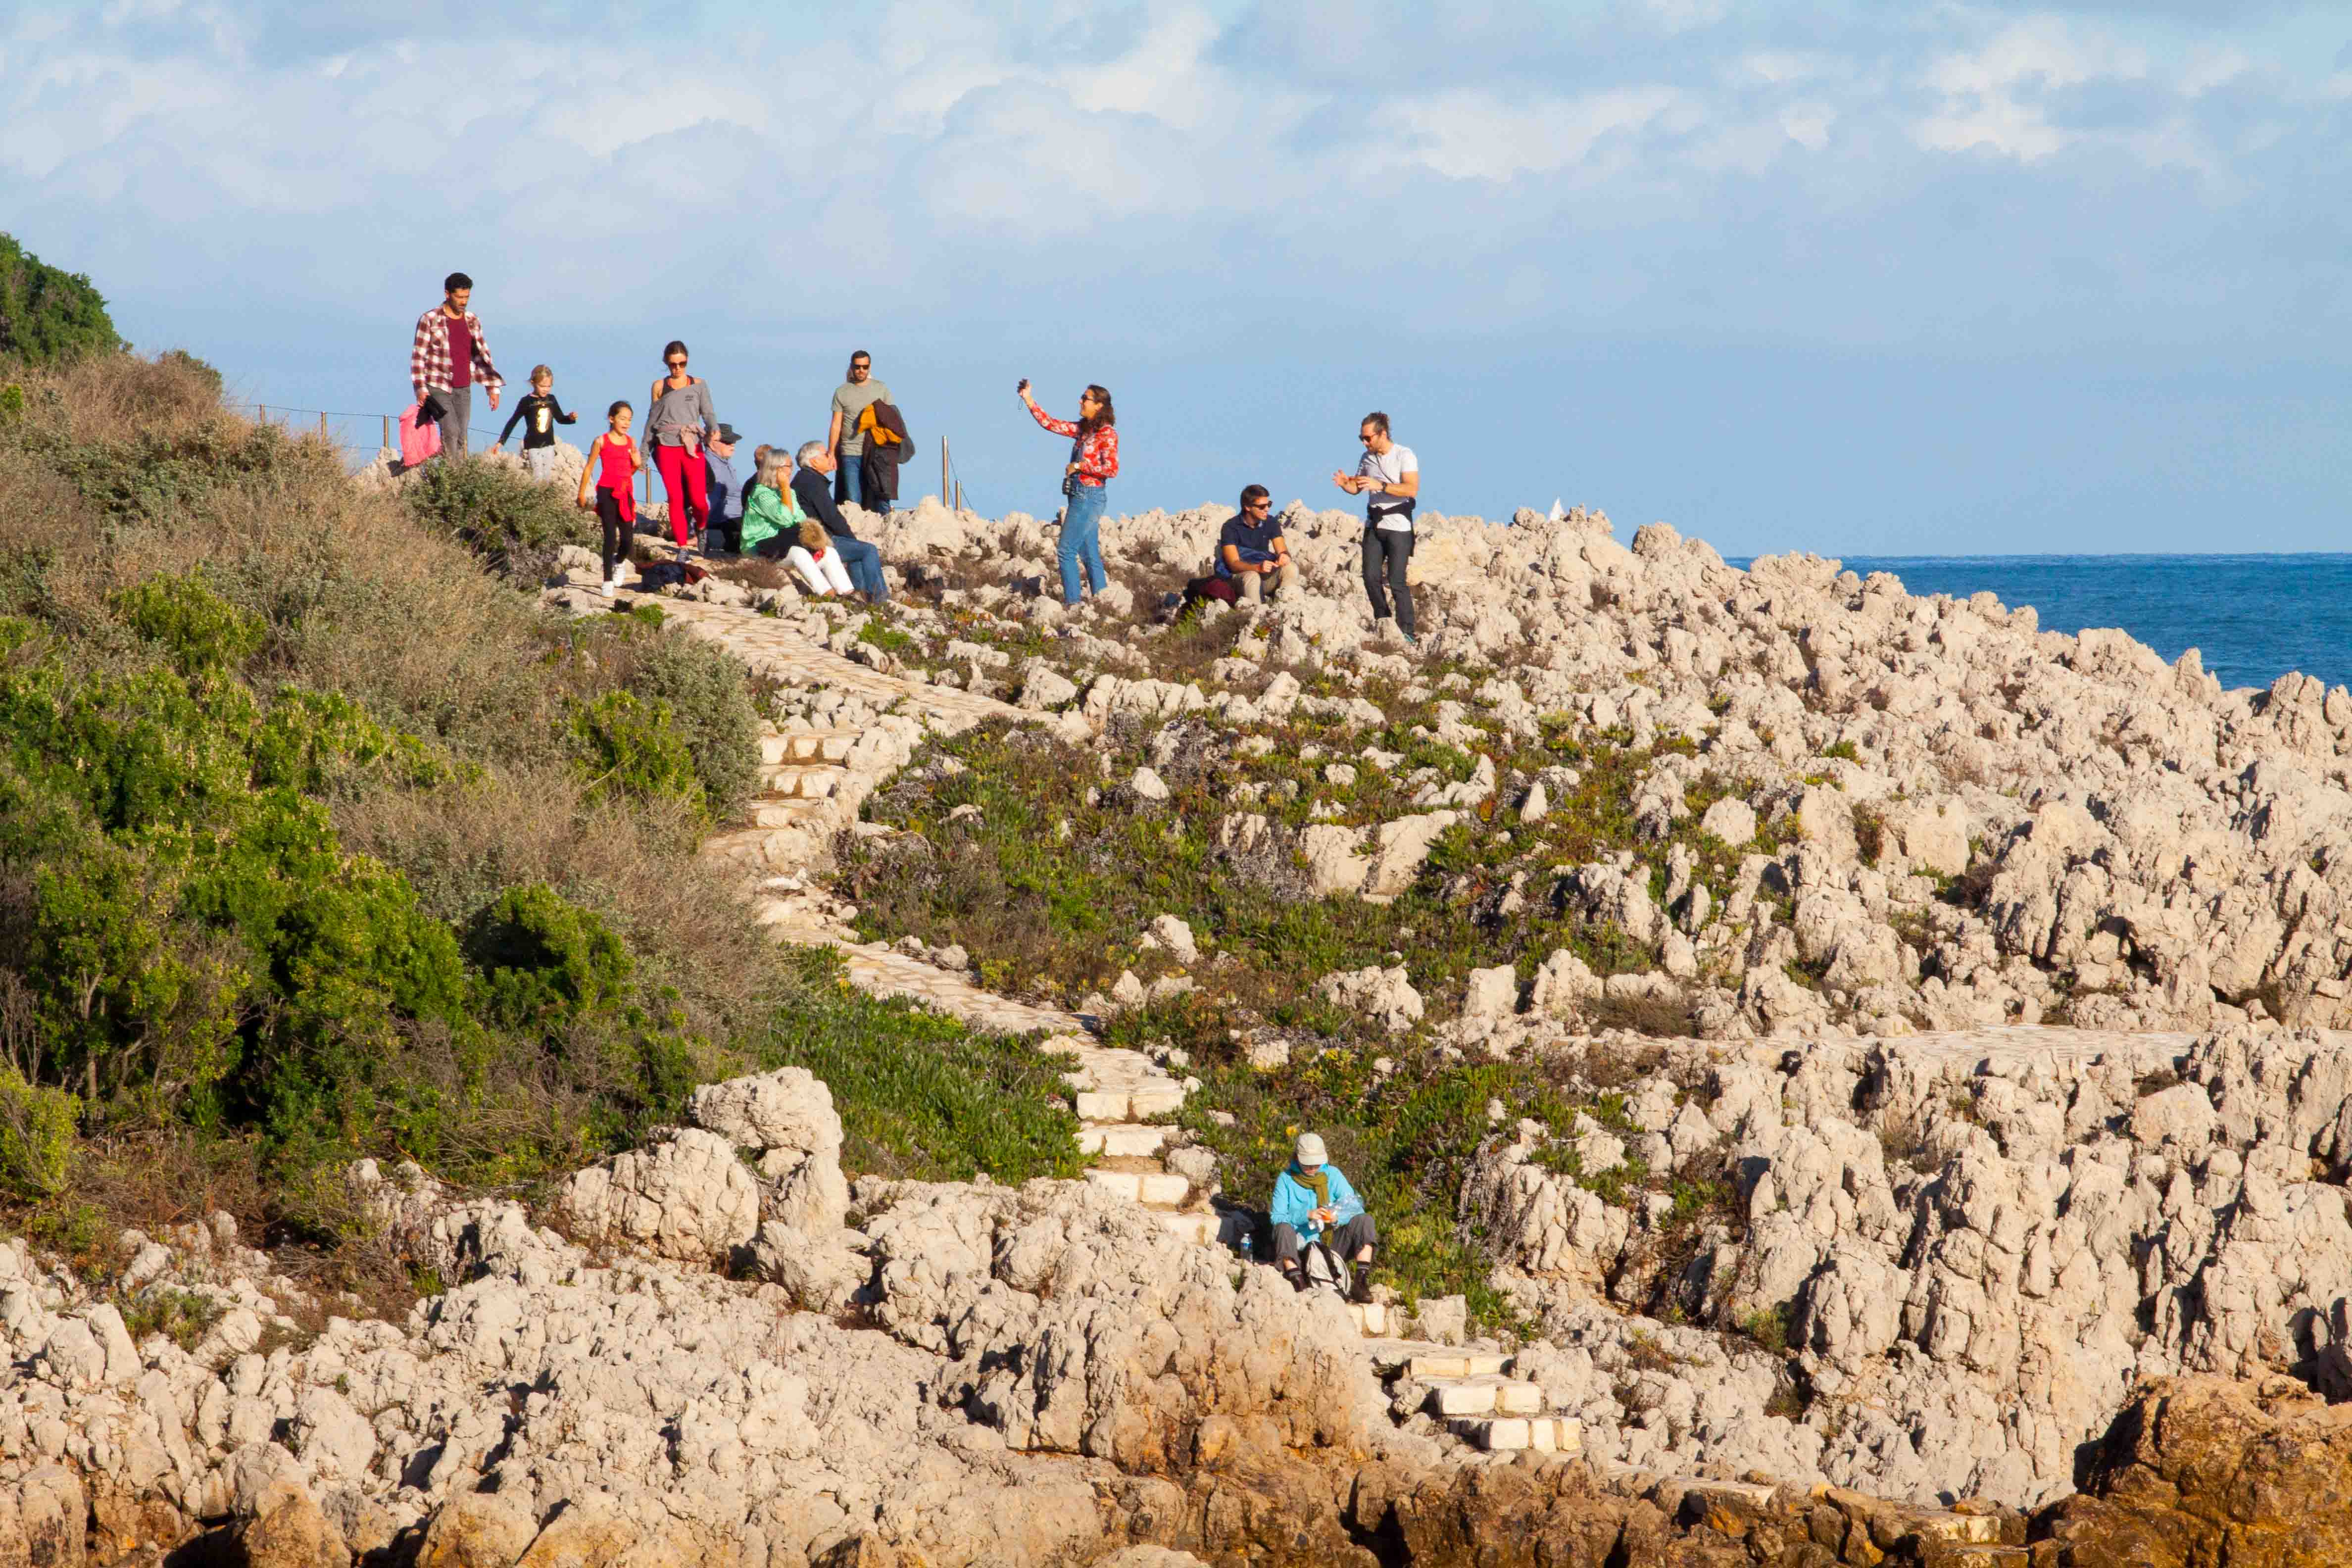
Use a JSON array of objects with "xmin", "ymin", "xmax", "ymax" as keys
[{"xmin": 598, "ymin": 580, "xmax": 615, "ymax": 599}]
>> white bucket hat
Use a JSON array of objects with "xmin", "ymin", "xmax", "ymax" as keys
[{"xmin": 1295, "ymin": 1132, "xmax": 1327, "ymax": 1167}]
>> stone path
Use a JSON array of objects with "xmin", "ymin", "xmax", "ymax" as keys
[{"xmin": 545, "ymin": 580, "xmax": 1216, "ymax": 1244}]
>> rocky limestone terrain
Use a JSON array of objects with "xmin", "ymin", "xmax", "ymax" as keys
[
  {"xmin": 2, "ymin": 1061, "xmax": 2162, "ymax": 1568},
  {"xmin": 582, "ymin": 488, "xmax": 2352, "ymax": 1045},
  {"xmin": 20, "ymin": 461, "xmax": 2352, "ymax": 1563}
]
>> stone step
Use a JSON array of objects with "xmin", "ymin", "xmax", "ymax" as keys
[
  {"xmin": 1450, "ymin": 1416, "xmax": 1582, "ymax": 1454},
  {"xmin": 699, "ymin": 827, "xmax": 798, "ymax": 871},
  {"xmin": 1345, "ymin": 1301, "xmax": 1393, "ymax": 1337},
  {"xmin": 1081, "ymin": 1168, "xmax": 1191, "ymax": 1206},
  {"xmin": 1157, "ymin": 1210, "xmax": 1221, "ymax": 1246},
  {"xmin": 751, "ymin": 798, "xmax": 833, "ymax": 828},
  {"xmin": 758, "ymin": 764, "xmax": 847, "ymax": 798},
  {"xmin": 1362, "ymin": 1340, "xmax": 1509, "ymax": 1376},
  {"xmin": 760, "ymin": 730, "xmax": 862, "ymax": 765},
  {"xmin": 1424, "ymin": 1376, "xmax": 1544, "ymax": 1418},
  {"xmin": 1071, "ymin": 1083, "xmax": 1187, "ymax": 1122},
  {"xmin": 1078, "ymin": 1123, "xmax": 1170, "ymax": 1157}
]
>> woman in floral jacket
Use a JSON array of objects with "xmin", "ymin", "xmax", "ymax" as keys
[{"xmin": 1018, "ymin": 379, "xmax": 1119, "ymax": 607}]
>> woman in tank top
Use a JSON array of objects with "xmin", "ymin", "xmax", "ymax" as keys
[
  {"xmin": 576, "ymin": 400, "xmax": 645, "ymax": 597},
  {"xmin": 644, "ymin": 340, "xmax": 718, "ymax": 559}
]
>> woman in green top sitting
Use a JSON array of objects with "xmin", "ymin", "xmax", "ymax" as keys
[{"xmin": 739, "ymin": 447, "xmax": 805, "ymax": 556}]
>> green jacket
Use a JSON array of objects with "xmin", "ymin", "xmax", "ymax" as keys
[{"xmin": 741, "ymin": 481, "xmax": 806, "ymax": 555}]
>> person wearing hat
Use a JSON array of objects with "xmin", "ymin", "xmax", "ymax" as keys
[
  {"xmin": 703, "ymin": 423, "xmax": 745, "ymax": 554},
  {"xmin": 1269, "ymin": 1132, "xmax": 1377, "ymax": 1302}
]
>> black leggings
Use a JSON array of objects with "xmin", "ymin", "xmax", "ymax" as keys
[
  {"xmin": 597, "ymin": 489, "xmax": 630, "ymax": 575},
  {"xmin": 1361, "ymin": 525, "xmax": 1414, "ymax": 637}
]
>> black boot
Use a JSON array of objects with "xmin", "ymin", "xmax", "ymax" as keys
[
  {"xmin": 1282, "ymin": 1266, "xmax": 1309, "ymax": 1294},
  {"xmin": 1347, "ymin": 1256, "xmax": 1375, "ymax": 1304}
]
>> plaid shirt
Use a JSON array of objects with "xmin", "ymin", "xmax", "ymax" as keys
[
  {"xmin": 1027, "ymin": 400, "xmax": 1119, "ymax": 486},
  {"xmin": 410, "ymin": 307, "xmax": 503, "ymax": 396}
]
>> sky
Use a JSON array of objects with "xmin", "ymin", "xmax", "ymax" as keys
[{"xmin": 3, "ymin": 0, "xmax": 2348, "ymax": 555}]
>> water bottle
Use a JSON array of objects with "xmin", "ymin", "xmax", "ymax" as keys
[{"xmin": 1239, "ymin": 1232, "xmax": 1254, "ymax": 1265}]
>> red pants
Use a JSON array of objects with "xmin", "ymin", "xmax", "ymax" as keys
[{"xmin": 654, "ymin": 442, "xmax": 708, "ymax": 545}]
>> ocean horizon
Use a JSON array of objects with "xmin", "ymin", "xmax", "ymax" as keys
[{"xmin": 1721, "ymin": 551, "xmax": 2352, "ymax": 695}]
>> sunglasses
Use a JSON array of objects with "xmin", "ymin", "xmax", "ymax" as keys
[
  {"xmin": 667, "ymin": 358, "xmax": 687, "ymax": 367},
  {"xmin": 1359, "ymin": 433, "xmax": 1377, "ymax": 442}
]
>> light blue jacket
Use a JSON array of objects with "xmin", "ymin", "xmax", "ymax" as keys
[{"xmin": 1270, "ymin": 1162, "xmax": 1364, "ymax": 1240}]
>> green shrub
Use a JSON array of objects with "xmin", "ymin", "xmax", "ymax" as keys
[
  {"xmin": 567, "ymin": 690, "xmax": 703, "ymax": 817},
  {"xmin": 110, "ymin": 570, "xmax": 265, "ymax": 676},
  {"xmin": 468, "ymin": 884, "xmax": 634, "ymax": 1030},
  {"xmin": 0, "ymin": 234, "xmax": 124, "ymax": 364},
  {"xmin": 627, "ymin": 637, "xmax": 761, "ymax": 821},
  {"xmin": 403, "ymin": 455, "xmax": 591, "ymax": 576},
  {"xmin": 756, "ymin": 946, "xmax": 1083, "ymax": 1184},
  {"xmin": 0, "ymin": 1067, "xmax": 79, "ymax": 1196}
]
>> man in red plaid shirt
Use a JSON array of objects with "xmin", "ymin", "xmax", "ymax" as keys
[{"xmin": 409, "ymin": 272, "xmax": 502, "ymax": 461}]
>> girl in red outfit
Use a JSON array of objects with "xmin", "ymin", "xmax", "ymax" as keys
[
  {"xmin": 644, "ymin": 340, "xmax": 718, "ymax": 558},
  {"xmin": 1017, "ymin": 379, "xmax": 1119, "ymax": 606},
  {"xmin": 576, "ymin": 401, "xmax": 645, "ymax": 597}
]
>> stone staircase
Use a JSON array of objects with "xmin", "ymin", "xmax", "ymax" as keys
[
  {"xmin": 562, "ymin": 588, "xmax": 1215, "ymax": 1242},
  {"xmin": 1355, "ymin": 1318, "xmax": 1585, "ymax": 1455}
]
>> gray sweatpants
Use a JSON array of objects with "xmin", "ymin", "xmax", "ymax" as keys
[
  {"xmin": 429, "ymin": 384, "xmax": 472, "ymax": 461},
  {"xmin": 1273, "ymin": 1213, "xmax": 1376, "ymax": 1267}
]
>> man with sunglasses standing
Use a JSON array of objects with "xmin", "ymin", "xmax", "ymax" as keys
[
  {"xmin": 827, "ymin": 350, "xmax": 890, "ymax": 511},
  {"xmin": 1331, "ymin": 412, "xmax": 1420, "ymax": 645},
  {"xmin": 409, "ymin": 271, "xmax": 502, "ymax": 461}
]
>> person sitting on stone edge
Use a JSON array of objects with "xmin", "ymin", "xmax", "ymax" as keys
[
  {"xmin": 1269, "ymin": 1132, "xmax": 1377, "ymax": 1302},
  {"xmin": 1217, "ymin": 484, "xmax": 1296, "ymax": 603}
]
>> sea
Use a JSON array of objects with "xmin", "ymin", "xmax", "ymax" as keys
[{"xmin": 1726, "ymin": 554, "xmax": 2352, "ymax": 696}]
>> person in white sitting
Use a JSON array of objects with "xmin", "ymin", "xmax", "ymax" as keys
[{"xmin": 786, "ymin": 516, "xmax": 855, "ymax": 598}]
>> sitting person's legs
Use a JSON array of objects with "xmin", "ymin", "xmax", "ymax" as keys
[
  {"xmin": 833, "ymin": 536, "xmax": 887, "ymax": 600},
  {"xmin": 784, "ymin": 546, "xmax": 831, "ymax": 595},
  {"xmin": 1270, "ymin": 1222, "xmax": 1306, "ymax": 1282},
  {"xmin": 817, "ymin": 549, "xmax": 855, "ymax": 595},
  {"xmin": 1238, "ymin": 571, "xmax": 1265, "ymax": 604},
  {"xmin": 1273, "ymin": 560, "xmax": 1299, "ymax": 598}
]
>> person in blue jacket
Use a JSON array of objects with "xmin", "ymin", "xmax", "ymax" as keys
[{"xmin": 1269, "ymin": 1132, "xmax": 1377, "ymax": 1302}]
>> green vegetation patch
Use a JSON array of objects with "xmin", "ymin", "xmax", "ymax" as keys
[
  {"xmin": 754, "ymin": 946, "xmax": 1084, "ymax": 1186},
  {"xmin": 0, "ymin": 234, "xmax": 124, "ymax": 365}
]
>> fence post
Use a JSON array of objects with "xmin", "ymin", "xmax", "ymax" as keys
[
  {"xmin": 319, "ymin": 412, "xmax": 328, "ymax": 441},
  {"xmin": 941, "ymin": 437, "xmax": 950, "ymax": 510},
  {"xmin": 383, "ymin": 415, "xmax": 392, "ymax": 452}
]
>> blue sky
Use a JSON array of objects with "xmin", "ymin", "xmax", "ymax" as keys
[{"xmin": 4, "ymin": 0, "xmax": 2347, "ymax": 554}]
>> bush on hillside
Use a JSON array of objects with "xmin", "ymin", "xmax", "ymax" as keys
[
  {"xmin": 403, "ymin": 454, "xmax": 594, "ymax": 580},
  {"xmin": 0, "ymin": 1069, "xmax": 79, "ymax": 1197},
  {"xmin": 626, "ymin": 637, "xmax": 762, "ymax": 821},
  {"xmin": 0, "ymin": 235, "xmax": 124, "ymax": 365}
]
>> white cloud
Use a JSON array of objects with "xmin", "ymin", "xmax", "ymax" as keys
[
  {"xmin": 0, "ymin": 0, "xmax": 2342, "ymax": 361},
  {"xmin": 1382, "ymin": 88, "xmax": 1691, "ymax": 183}
]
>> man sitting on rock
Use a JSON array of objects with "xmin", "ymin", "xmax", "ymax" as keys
[
  {"xmin": 1270, "ymin": 1132, "xmax": 1376, "ymax": 1302},
  {"xmin": 1217, "ymin": 485, "xmax": 1296, "ymax": 604}
]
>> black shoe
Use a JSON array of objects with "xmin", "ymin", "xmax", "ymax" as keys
[
  {"xmin": 1348, "ymin": 1267, "xmax": 1375, "ymax": 1305},
  {"xmin": 1283, "ymin": 1268, "xmax": 1309, "ymax": 1294}
]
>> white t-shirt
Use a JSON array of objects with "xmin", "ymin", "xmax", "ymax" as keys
[{"xmin": 1359, "ymin": 442, "xmax": 1419, "ymax": 531}]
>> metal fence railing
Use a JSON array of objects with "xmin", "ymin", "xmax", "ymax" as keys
[{"xmin": 250, "ymin": 400, "xmax": 987, "ymax": 513}]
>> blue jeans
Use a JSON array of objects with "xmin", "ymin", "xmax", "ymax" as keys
[
  {"xmin": 829, "ymin": 535, "xmax": 888, "ymax": 600},
  {"xmin": 1058, "ymin": 484, "xmax": 1108, "ymax": 605},
  {"xmin": 833, "ymin": 456, "xmax": 865, "ymax": 509}
]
